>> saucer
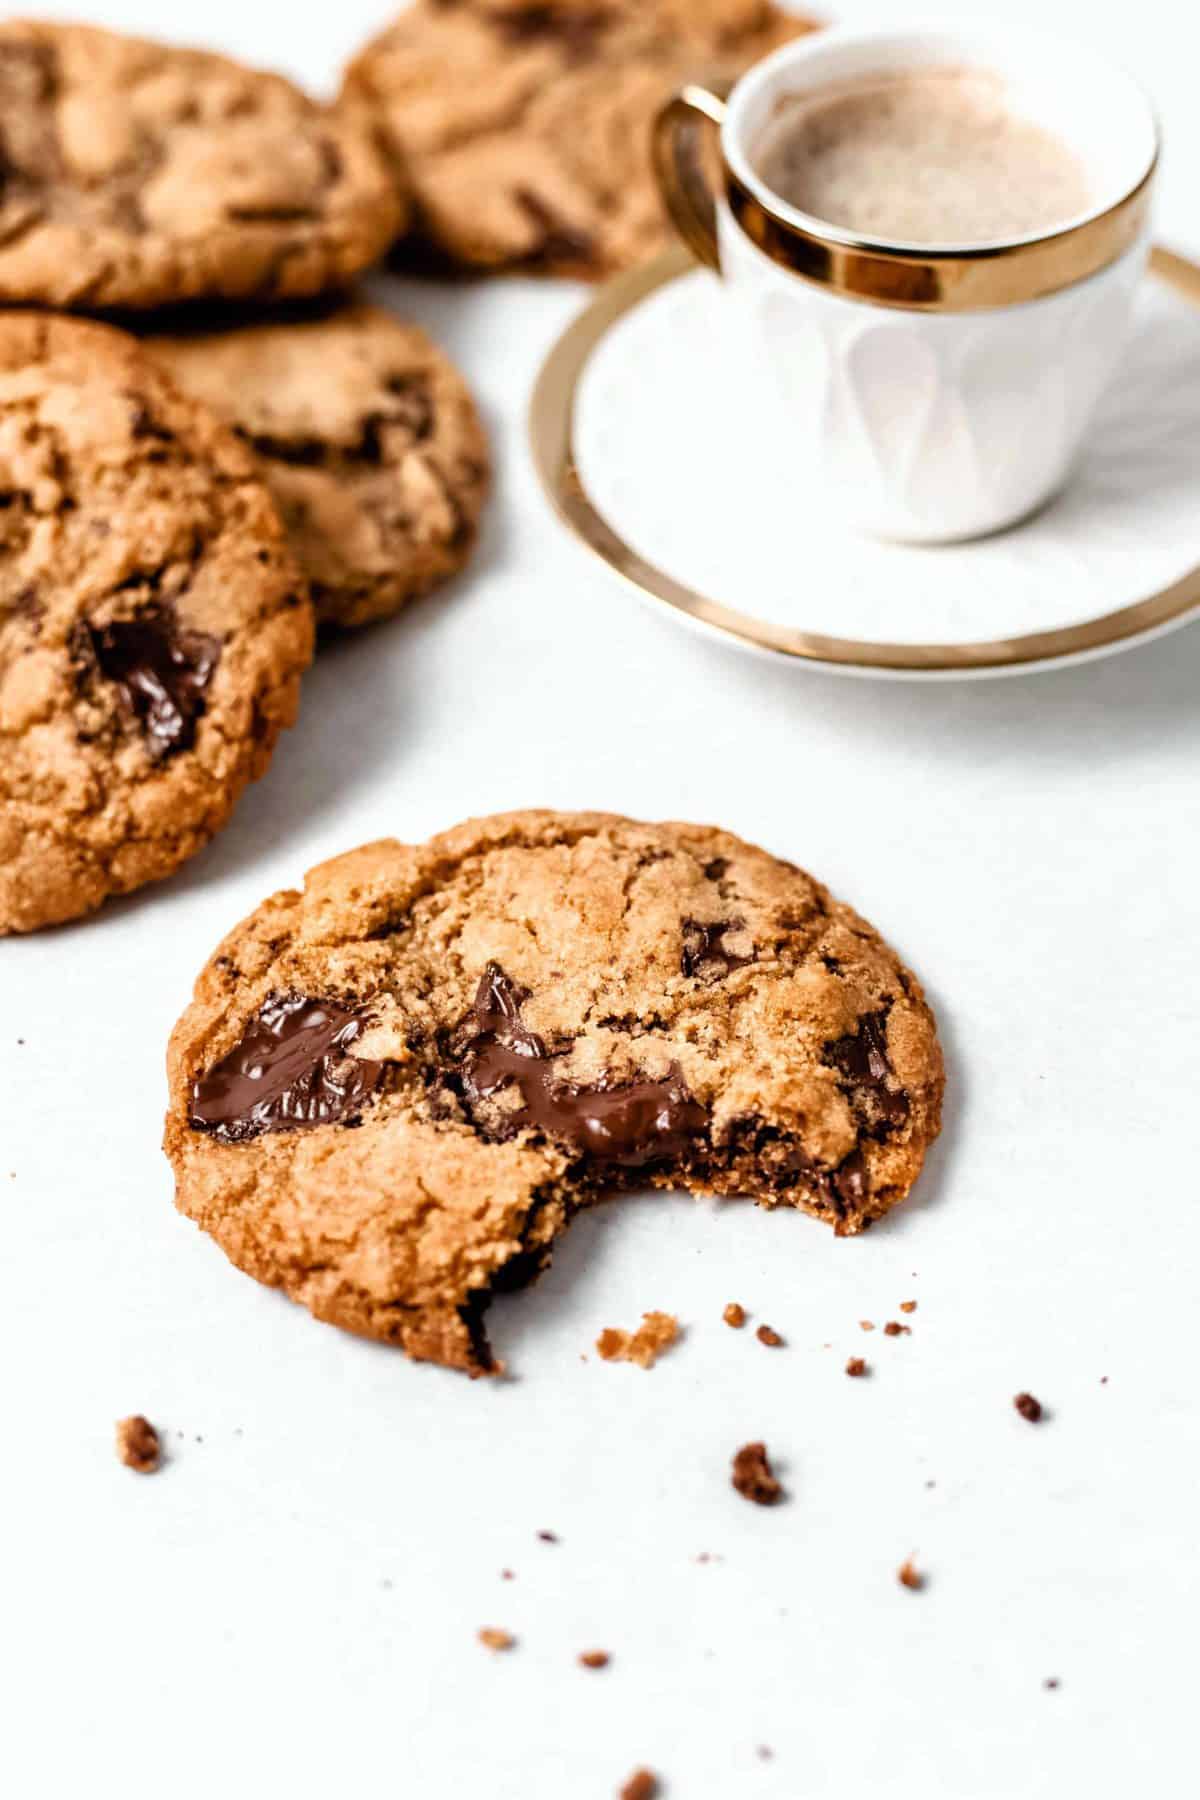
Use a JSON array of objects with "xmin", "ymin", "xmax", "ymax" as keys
[{"xmin": 531, "ymin": 244, "xmax": 1200, "ymax": 678}]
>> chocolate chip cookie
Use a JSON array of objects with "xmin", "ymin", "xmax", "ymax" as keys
[
  {"xmin": 165, "ymin": 812, "xmax": 944, "ymax": 1375},
  {"xmin": 342, "ymin": 1, "xmax": 817, "ymax": 277},
  {"xmin": 151, "ymin": 305, "xmax": 490, "ymax": 632},
  {"xmin": 0, "ymin": 22, "xmax": 406, "ymax": 311},
  {"xmin": 0, "ymin": 314, "xmax": 313, "ymax": 935}
]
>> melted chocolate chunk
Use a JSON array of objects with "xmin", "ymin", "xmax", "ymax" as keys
[
  {"xmin": 190, "ymin": 995, "xmax": 382, "ymax": 1142},
  {"xmin": 827, "ymin": 1012, "xmax": 909, "ymax": 1134},
  {"xmin": 514, "ymin": 189, "xmax": 595, "ymax": 268},
  {"xmin": 493, "ymin": 3, "xmax": 615, "ymax": 56},
  {"xmin": 455, "ymin": 965, "xmax": 708, "ymax": 1169},
  {"xmin": 680, "ymin": 918, "xmax": 752, "ymax": 980},
  {"xmin": 88, "ymin": 603, "xmax": 220, "ymax": 759}
]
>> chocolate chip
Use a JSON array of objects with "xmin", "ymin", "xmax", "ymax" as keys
[
  {"xmin": 87, "ymin": 602, "xmax": 219, "ymax": 759},
  {"xmin": 722, "ymin": 1302, "xmax": 746, "ymax": 1329},
  {"xmin": 827, "ymin": 1011, "xmax": 910, "ymax": 1135},
  {"xmin": 382, "ymin": 371, "xmax": 434, "ymax": 441},
  {"xmin": 514, "ymin": 188, "xmax": 595, "ymax": 269},
  {"xmin": 898, "ymin": 1558, "xmax": 925, "ymax": 1591},
  {"xmin": 493, "ymin": 3, "xmax": 615, "ymax": 58},
  {"xmin": 756, "ymin": 1324, "xmax": 784, "ymax": 1348},
  {"xmin": 680, "ymin": 917, "xmax": 753, "ymax": 980},
  {"xmin": 845, "ymin": 1356, "xmax": 868, "ymax": 1377},
  {"xmin": 127, "ymin": 398, "xmax": 175, "ymax": 444},
  {"xmin": 1014, "ymin": 1392, "xmax": 1043, "ymax": 1423},
  {"xmin": 454, "ymin": 964, "xmax": 709, "ymax": 1169},
  {"xmin": 189, "ymin": 995, "xmax": 383, "ymax": 1143}
]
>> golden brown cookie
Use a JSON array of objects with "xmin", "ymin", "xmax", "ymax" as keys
[
  {"xmin": 0, "ymin": 22, "xmax": 407, "ymax": 311},
  {"xmin": 0, "ymin": 314, "xmax": 313, "ymax": 935},
  {"xmin": 342, "ymin": 0, "xmax": 818, "ymax": 277},
  {"xmin": 164, "ymin": 812, "xmax": 944, "ymax": 1375},
  {"xmin": 151, "ymin": 304, "xmax": 490, "ymax": 631}
]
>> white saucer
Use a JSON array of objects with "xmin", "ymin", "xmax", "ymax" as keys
[{"xmin": 531, "ymin": 245, "xmax": 1200, "ymax": 678}]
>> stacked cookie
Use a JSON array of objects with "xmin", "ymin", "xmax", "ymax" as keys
[
  {"xmin": 0, "ymin": 21, "xmax": 491, "ymax": 934},
  {"xmin": 0, "ymin": 5, "xmax": 817, "ymax": 934}
]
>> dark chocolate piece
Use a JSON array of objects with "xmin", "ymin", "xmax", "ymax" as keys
[
  {"xmin": 827, "ymin": 1011, "xmax": 909, "ymax": 1132},
  {"xmin": 456, "ymin": 964, "xmax": 708, "ymax": 1168},
  {"xmin": 494, "ymin": 3, "xmax": 615, "ymax": 57},
  {"xmin": 88, "ymin": 603, "xmax": 220, "ymax": 758},
  {"xmin": 190, "ymin": 994, "xmax": 382, "ymax": 1142},
  {"xmin": 680, "ymin": 917, "xmax": 752, "ymax": 980}
]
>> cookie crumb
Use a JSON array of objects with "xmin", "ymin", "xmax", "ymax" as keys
[
  {"xmin": 859, "ymin": 1319, "xmax": 875, "ymax": 1331},
  {"xmin": 1044, "ymin": 1677, "xmax": 1060, "ymax": 1690},
  {"xmin": 897, "ymin": 1558, "xmax": 925, "ymax": 1591},
  {"xmin": 1014, "ymin": 1392, "xmax": 1043, "ymax": 1423},
  {"xmin": 619, "ymin": 1771, "xmax": 659, "ymax": 1800},
  {"xmin": 723, "ymin": 1302, "xmax": 747, "ymax": 1328},
  {"xmin": 537, "ymin": 1530, "xmax": 559, "ymax": 1543},
  {"xmin": 756, "ymin": 1324, "xmax": 784, "ymax": 1348},
  {"xmin": 478, "ymin": 1628, "xmax": 515, "ymax": 1652},
  {"xmin": 883, "ymin": 1321, "xmax": 910, "ymax": 1337},
  {"xmin": 596, "ymin": 1311, "xmax": 680, "ymax": 1368},
  {"xmin": 732, "ymin": 1441, "xmax": 783, "ymax": 1506},
  {"xmin": 115, "ymin": 1415, "xmax": 160, "ymax": 1474},
  {"xmin": 899, "ymin": 1300, "xmax": 917, "ymax": 1313},
  {"xmin": 579, "ymin": 1650, "xmax": 610, "ymax": 1669},
  {"xmin": 845, "ymin": 1356, "xmax": 869, "ymax": 1378},
  {"xmin": 500, "ymin": 1569, "xmax": 514, "ymax": 1581}
]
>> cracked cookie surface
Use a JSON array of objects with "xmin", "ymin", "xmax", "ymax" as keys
[
  {"xmin": 151, "ymin": 304, "xmax": 490, "ymax": 631},
  {"xmin": 342, "ymin": 0, "xmax": 818, "ymax": 277},
  {"xmin": 0, "ymin": 21, "xmax": 406, "ymax": 311},
  {"xmin": 164, "ymin": 811, "xmax": 944, "ymax": 1374},
  {"xmin": 0, "ymin": 313, "xmax": 313, "ymax": 934}
]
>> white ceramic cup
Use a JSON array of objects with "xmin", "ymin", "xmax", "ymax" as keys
[{"xmin": 653, "ymin": 25, "xmax": 1159, "ymax": 543}]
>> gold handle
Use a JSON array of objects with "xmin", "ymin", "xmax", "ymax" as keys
[{"xmin": 652, "ymin": 81, "xmax": 732, "ymax": 273}]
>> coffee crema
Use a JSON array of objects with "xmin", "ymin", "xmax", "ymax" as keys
[{"xmin": 753, "ymin": 68, "xmax": 1095, "ymax": 247}]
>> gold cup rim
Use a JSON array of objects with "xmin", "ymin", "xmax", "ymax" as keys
[
  {"xmin": 529, "ymin": 244, "xmax": 1200, "ymax": 677},
  {"xmin": 715, "ymin": 27, "xmax": 1162, "ymax": 311}
]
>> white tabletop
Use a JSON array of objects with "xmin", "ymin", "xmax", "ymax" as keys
[{"xmin": 5, "ymin": 4, "xmax": 1198, "ymax": 1797}]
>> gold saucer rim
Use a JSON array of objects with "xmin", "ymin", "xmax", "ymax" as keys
[{"xmin": 530, "ymin": 243, "xmax": 1200, "ymax": 675}]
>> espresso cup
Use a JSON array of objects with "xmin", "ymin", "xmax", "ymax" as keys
[{"xmin": 653, "ymin": 25, "xmax": 1159, "ymax": 542}]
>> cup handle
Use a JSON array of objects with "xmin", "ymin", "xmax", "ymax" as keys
[{"xmin": 652, "ymin": 80, "xmax": 733, "ymax": 273}]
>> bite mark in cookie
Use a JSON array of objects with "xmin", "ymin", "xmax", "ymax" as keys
[{"xmin": 164, "ymin": 812, "xmax": 944, "ymax": 1375}]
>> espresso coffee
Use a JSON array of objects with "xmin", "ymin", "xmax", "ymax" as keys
[{"xmin": 754, "ymin": 69, "xmax": 1095, "ymax": 246}]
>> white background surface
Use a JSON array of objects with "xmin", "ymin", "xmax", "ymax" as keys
[{"xmin": 4, "ymin": 4, "xmax": 1198, "ymax": 1797}]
